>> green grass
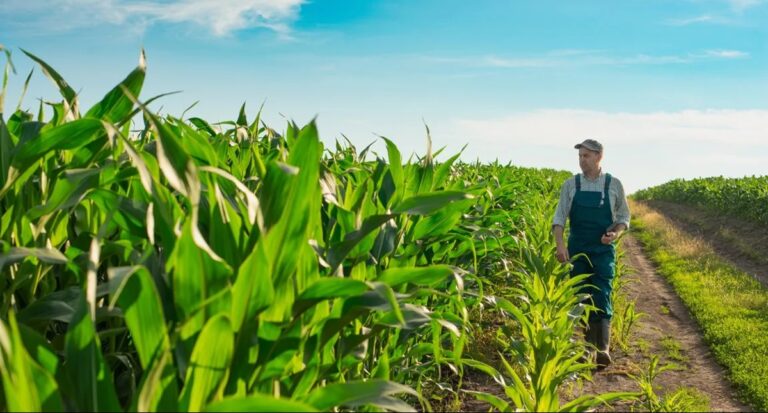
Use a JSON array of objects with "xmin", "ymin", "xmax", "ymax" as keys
[
  {"xmin": 659, "ymin": 335, "xmax": 689, "ymax": 364},
  {"xmin": 632, "ymin": 200, "xmax": 768, "ymax": 411},
  {"xmin": 663, "ymin": 387, "xmax": 711, "ymax": 412},
  {"xmin": 635, "ymin": 337, "xmax": 651, "ymax": 357}
]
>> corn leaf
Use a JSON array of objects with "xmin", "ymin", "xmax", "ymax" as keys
[
  {"xmin": 302, "ymin": 379, "xmax": 417, "ymax": 411},
  {"xmin": 178, "ymin": 314, "xmax": 235, "ymax": 412},
  {"xmin": 393, "ymin": 191, "xmax": 472, "ymax": 215},
  {"xmin": 85, "ymin": 50, "xmax": 145, "ymax": 123},
  {"xmin": 203, "ymin": 395, "xmax": 318, "ymax": 412},
  {"xmin": 64, "ymin": 295, "xmax": 121, "ymax": 411},
  {"xmin": 379, "ymin": 265, "xmax": 454, "ymax": 288}
]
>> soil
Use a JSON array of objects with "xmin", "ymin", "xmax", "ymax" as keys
[{"xmin": 457, "ymin": 201, "xmax": 758, "ymax": 412}]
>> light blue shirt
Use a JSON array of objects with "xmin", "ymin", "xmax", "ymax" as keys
[{"xmin": 552, "ymin": 171, "xmax": 631, "ymax": 230}]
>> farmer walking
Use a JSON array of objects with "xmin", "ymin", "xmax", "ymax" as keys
[{"xmin": 552, "ymin": 139, "xmax": 630, "ymax": 368}]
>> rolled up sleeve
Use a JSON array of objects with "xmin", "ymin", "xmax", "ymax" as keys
[
  {"xmin": 552, "ymin": 180, "xmax": 572, "ymax": 228},
  {"xmin": 612, "ymin": 179, "xmax": 631, "ymax": 229}
]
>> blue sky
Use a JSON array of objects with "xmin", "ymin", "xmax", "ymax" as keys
[{"xmin": 2, "ymin": 0, "xmax": 767, "ymax": 193}]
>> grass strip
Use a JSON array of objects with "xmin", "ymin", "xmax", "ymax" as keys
[{"xmin": 630, "ymin": 199, "xmax": 768, "ymax": 411}]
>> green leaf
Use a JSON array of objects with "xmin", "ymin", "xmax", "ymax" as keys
[
  {"xmin": 17, "ymin": 293, "xmax": 76, "ymax": 324},
  {"xmin": 381, "ymin": 136, "xmax": 404, "ymax": 205},
  {"xmin": 199, "ymin": 165, "xmax": 262, "ymax": 229},
  {"xmin": 109, "ymin": 266, "xmax": 171, "ymax": 369},
  {"xmin": 376, "ymin": 304, "xmax": 432, "ymax": 330},
  {"xmin": 0, "ymin": 312, "xmax": 64, "ymax": 412},
  {"xmin": 172, "ymin": 118, "xmax": 219, "ymax": 166},
  {"xmin": 21, "ymin": 49, "xmax": 78, "ymax": 113},
  {"xmin": 178, "ymin": 314, "xmax": 235, "ymax": 412},
  {"xmin": 371, "ymin": 216, "xmax": 397, "ymax": 261},
  {"xmin": 189, "ymin": 117, "xmax": 217, "ymax": 137},
  {"xmin": 293, "ymin": 278, "xmax": 369, "ymax": 317},
  {"xmin": 260, "ymin": 121, "xmax": 322, "ymax": 321},
  {"xmin": 27, "ymin": 168, "xmax": 101, "ymax": 220},
  {"xmin": 299, "ymin": 278, "xmax": 369, "ymax": 301},
  {"xmin": 167, "ymin": 218, "xmax": 232, "ymax": 340},
  {"xmin": 137, "ymin": 349, "xmax": 179, "ymax": 412},
  {"xmin": 64, "ymin": 295, "xmax": 121, "ymax": 411},
  {"xmin": 302, "ymin": 379, "xmax": 417, "ymax": 411},
  {"xmin": 326, "ymin": 213, "xmax": 396, "ymax": 271},
  {"xmin": 230, "ymin": 239, "xmax": 273, "ymax": 332},
  {"xmin": 433, "ymin": 148, "xmax": 465, "ymax": 189},
  {"xmin": 460, "ymin": 359, "xmax": 505, "ymax": 385},
  {"xmin": 0, "ymin": 247, "xmax": 68, "ymax": 270},
  {"xmin": 393, "ymin": 191, "xmax": 472, "ymax": 215},
  {"xmin": 85, "ymin": 50, "xmax": 145, "ymax": 123},
  {"xmin": 7, "ymin": 118, "xmax": 105, "ymax": 189},
  {"xmin": 559, "ymin": 392, "xmax": 640, "ymax": 412},
  {"xmin": 464, "ymin": 390, "xmax": 510, "ymax": 412},
  {"xmin": 17, "ymin": 324, "xmax": 60, "ymax": 376},
  {"xmin": 375, "ymin": 282, "xmax": 405, "ymax": 327},
  {"xmin": 0, "ymin": 117, "xmax": 12, "ymax": 187},
  {"xmin": 378, "ymin": 265, "xmax": 454, "ymax": 288},
  {"xmin": 204, "ymin": 395, "xmax": 318, "ymax": 412},
  {"xmin": 412, "ymin": 203, "xmax": 466, "ymax": 240}
]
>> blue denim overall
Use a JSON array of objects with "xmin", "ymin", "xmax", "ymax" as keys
[{"xmin": 568, "ymin": 173, "xmax": 615, "ymax": 322}]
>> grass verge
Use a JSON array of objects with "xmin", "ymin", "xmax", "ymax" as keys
[{"xmin": 630, "ymin": 199, "xmax": 768, "ymax": 410}]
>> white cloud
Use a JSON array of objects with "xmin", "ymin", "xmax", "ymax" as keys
[
  {"xmin": 666, "ymin": 14, "xmax": 737, "ymax": 25},
  {"xmin": 701, "ymin": 49, "xmax": 749, "ymax": 58},
  {"xmin": 454, "ymin": 109, "xmax": 768, "ymax": 147},
  {"xmin": 451, "ymin": 109, "xmax": 768, "ymax": 193},
  {"xmin": 0, "ymin": 0, "xmax": 305, "ymax": 36},
  {"xmin": 726, "ymin": 0, "xmax": 765, "ymax": 11},
  {"xmin": 422, "ymin": 49, "xmax": 749, "ymax": 69}
]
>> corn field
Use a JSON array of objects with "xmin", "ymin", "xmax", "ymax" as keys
[
  {"xmin": 0, "ymin": 49, "xmax": 637, "ymax": 411},
  {"xmin": 634, "ymin": 176, "xmax": 768, "ymax": 227}
]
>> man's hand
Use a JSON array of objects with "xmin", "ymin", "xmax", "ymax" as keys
[
  {"xmin": 601, "ymin": 231, "xmax": 617, "ymax": 245},
  {"xmin": 556, "ymin": 244, "xmax": 570, "ymax": 263}
]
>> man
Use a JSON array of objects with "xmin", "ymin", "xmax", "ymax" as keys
[{"xmin": 552, "ymin": 139, "xmax": 630, "ymax": 368}]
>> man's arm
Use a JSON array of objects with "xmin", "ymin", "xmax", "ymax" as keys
[
  {"xmin": 601, "ymin": 223, "xmax": 627, "ymax": 245},
  {"xmin": 552, "ymin": 179, "xmax": 573, "ymax": 263},
  {"xmin": 553, "ymin": 224, "xmax": 569, "ymax": 263},
  {"xmin": 602, "ymin": 179, "xmax": 630, "ymax": 244}
]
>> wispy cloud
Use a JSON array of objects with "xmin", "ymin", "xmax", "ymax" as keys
[
  {"xmin": 725, "ymin": 0, "xmax": 766, "ymax": 11},
  {"xmin": 0, "ymin": 0, "xmax": 305, "ymax": 36},
  {"xmin": 700, "ymin": 49, "xmax": 749, "ymax": 58},
  {"xmin": 666, "ymin": 14, "xmax": 737, "ymax": 26},
  {"xmin": 454, "ymin": 109, "xmax": 768, "ymax": 147},
  {"xmin": 422, "ymin": 49, "xmax": 749, "ymax": 69}
]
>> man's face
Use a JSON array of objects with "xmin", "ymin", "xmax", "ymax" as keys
[{"xmin": 578, "ymin": 148, "xmax": 602, "ymax": 173}]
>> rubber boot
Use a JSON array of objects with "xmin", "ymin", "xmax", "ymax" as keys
[
  {"xmin": 595, "ymin": 319, "xmax": 612, "ymax": 368},
  {"xmin": 580, "ymin": 322, "xmax": 598, "ymax": 364}
]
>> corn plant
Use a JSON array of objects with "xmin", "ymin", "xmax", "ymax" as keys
[
  {"xmin": 629, "ymin": 355, "xmax": 709, "ymax": 412},
  {"xmin": 634, "ymin": 176, "xmax": 768, "ymax": 227},
  {"xmin": 0, "ymin": 49, "xmax": 486, "ymax": 412}
]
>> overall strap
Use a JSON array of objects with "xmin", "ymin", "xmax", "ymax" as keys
[
  {"xmin": 575, "ymin": 174, "xmax": 581, "ymax": 191},
  {"xmin": 603, "ymin": 173, "xmax": 612, "ymax": 196}
]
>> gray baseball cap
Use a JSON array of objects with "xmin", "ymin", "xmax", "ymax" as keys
[{"xmin": 574, "ymin": 139, "xmax": 603, "ymax": 153}]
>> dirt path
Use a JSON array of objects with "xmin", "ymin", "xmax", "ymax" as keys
[{"xmin": 566, "ymin": 234, "xmax": 749, "ymax": 412}]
